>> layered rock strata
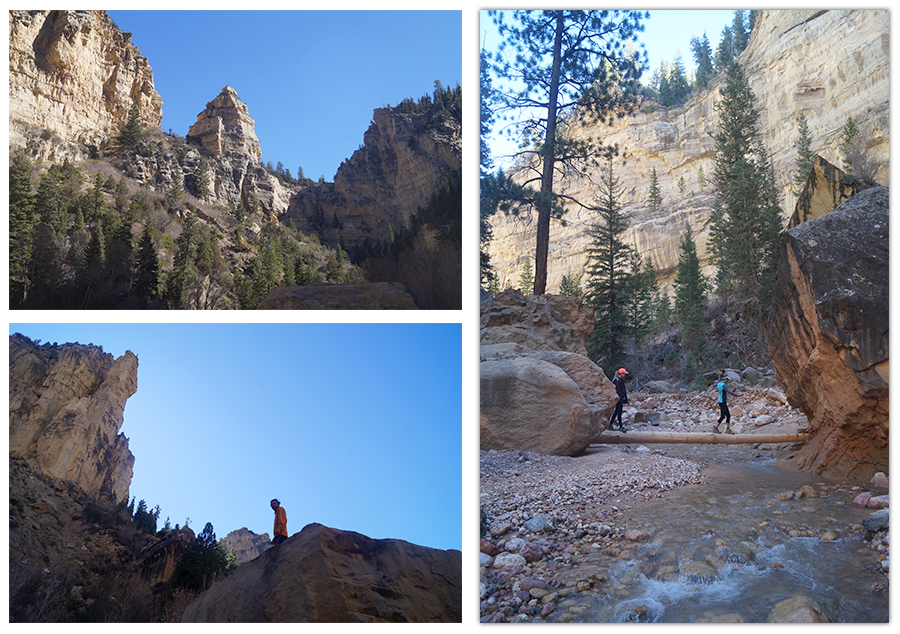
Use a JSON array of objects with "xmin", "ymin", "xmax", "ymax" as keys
[
  {"xmin": 485, "ymin": 9, "xmax": 889, "ymax": 292},
  {"xmin": 480, "ymin": 290, "xmax": 618, "ymax": 456},
  {"xmin": 284, "ymin": 104, "xmax": 461, "ymax": 250},
  {"xmin": 180, "ymin": 523, "xmax": 462, "ymax": 623},
  {"xmin": 768, "ymin": 187, "xmax": 889, "ymax": 478},
  {"xmin": 8, "ymin": 334, "xmax": 138, "ymax": 501},
  {"xmin": 8, "ymin": 10, "xmax": 163, "ymax": 150}
]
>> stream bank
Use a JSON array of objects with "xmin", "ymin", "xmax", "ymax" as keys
[{"xmin": 480, "ymin": 443, "xmax": 889, "ymax": 623}]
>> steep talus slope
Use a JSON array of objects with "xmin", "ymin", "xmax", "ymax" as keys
[
  {"xmin": 485, "ymin": 9, "xmax": 889, "ymax": 291},
  {"xmin": 180, "ymin": 523, "xmax": 462, "ymax": 623},
  {"xmin": 9, "ymin": 333, "xmax": 138, "ymax": 501}
]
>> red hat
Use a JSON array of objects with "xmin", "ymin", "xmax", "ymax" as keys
[{"xmin": 617, "ymin": 368, "xmax": 628, "ymax": 375}]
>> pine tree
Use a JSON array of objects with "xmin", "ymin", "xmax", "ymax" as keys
[
  {"xmin": 668, "ymin": 52, "xmax": 690, "ymax": 105},
  {"xmin": 709, "ymin": 61, "xmax": 783, "ymax": 321},
  {"xmin": 732, "ymin": 10, "xmax": 750, "ymax": 54},
  {"xmin": 714, "ymin": 26, "xmax": 735, "ymax": 72},
  {"xmin": 134, "ymin": 225, "xmax": 160, "ymax": 305},
  {"xmin": 518, "ymin": 257, "xmax": 534, "ymax": 294},
  {"xmin": 558, "ymin": 274, "xmax": 582, "ymax": 298},
  {"xmin": 648, "ymin": 167, "xmax": 662, "ymax": 212},
  {"xmin": 165, "ymin": 212, "xmax": 197, "ymax": 308},
  {"xmin": 623, "ymin": 250, "xmax": 654, "ymax": 351},
  {"xmin": 118, "ymin": 101, "xmax": 144, "ymax": 148},
  {"xmin": 9, "ymin": 151, "xmax": 34, "ymax": 305},
  {"xmin": 792, "ymin": 111, "xmax": 815, "ymax": 195},
  {"xmin": 697, "ymin": 165, "xmax": 707, "ymax": 190},
  {"xmin": 672, "ymin": 223, "xmax": 707, "ymax": 351},
  {"xmin": 487, "ymin": 9, "xmax": 648, "ymax": 294},
  {"xmin": 584, "ymin": 151, "xmax": 634, "ymax": 368},
  {"xmin": 690, "ymin": 32, "xmax": 714, "ymax": 90}
]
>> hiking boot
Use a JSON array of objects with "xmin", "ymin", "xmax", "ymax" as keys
[
  {"xmin": 712, "ymin": 426, "xmax": 721, "ymax": 434},
  {"xmin": 725, "ymin": 427, "xmax": 734, "ymax": 435}
]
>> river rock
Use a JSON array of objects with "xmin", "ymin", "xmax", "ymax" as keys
[
  {"xmin": 862, "ymin": 510, "xmax": 888, "ymax": 533},
  {"xmin": 767, "ymin": 594, "xmax": 829, "ymax": 623},
  {"xmin": 520, "ymin": 578, "xmax": 548, "ymax": 592},
  {"xmin": 867, "ymin": 495, "xmax": 889, "ymax": 510},
  {"xmin": 523, "ymin": 514, "xmax": 554, "ymax": 533},
  {"xmin": 624, "ymin": 529, "xmax": 651, "ymax": 542},
  {"xmin": 493, "ymin": 552, "xmax": 527, "ymax": 571},
  {"xmin": 852, "ymin": 492, "xmax": 873, "ymax": 508},
  {"xmin": 480, "ymin": 553, "xmax": 494, "ymax": 568},
  {"xmin": 871, "ymin": 472, "xmax": 889, "ymax": 488},
  {"xmin": 519, "ymin": 542, "xmax": 543, "ymax": 563},
  {"xmin": 481, "ymin": 540, "xmax": 500, "ymax": 556},
  {"xmin": 504, "ymin": 537, "xmax": 525, "ymax": 553},
  {"xmin": 768, "ymin": 187, "xmax": 889, "ymax": 478}
]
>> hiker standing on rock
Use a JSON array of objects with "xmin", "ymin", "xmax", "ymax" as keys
[
  {"xmin": 271, "ymin": 499, "xmax": 288, "ymax": 545},
  {"xmin": 714, "ymin": 374, "xmax": 740, "ymax": 434},
  {"xmin": 609, "ymin": 368, "xmax": 629, "ymax": 432}
]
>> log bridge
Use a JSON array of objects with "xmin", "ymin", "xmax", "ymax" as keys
[{"xmin": 593, "ymin": 431, "xmax": 808, "ymax": 445}]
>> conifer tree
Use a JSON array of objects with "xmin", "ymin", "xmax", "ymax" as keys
[
  {"xmin": 672, "ymin": 223, "xmax": 707, "ymax": 351},
  {"xmin": 9, "ymin": 151, "xmax": 34, "ymax": 305},
  {"xmin": 558, "ymin": 274, "xmax": 582, "ymax": 298},
  {"xmin": 195, "ymin": 159, "xmax": 211, "ymax": 202},
  {"xmin": 690, "ymin": 32, "xmax": 714, "ymax": 90},
  {"xmin": 118, "ymin": 101, "xmax": 144, "ymax": 148},
  {"xmin": 486, "ymin": 9, "xmax": 648, "ymax": 295},
  {"xmin": 623, "ymin": 250, "xmax": 654, "ymax": 351},
  {"xmin": 709, "ymin": 60, "xmax": 783, "ymax": 321},
  {"xmin": 518, "ymin": 258, "xmax": 534, "ymax": 294},
  {"xmin": 792, "ymin": 111, "xmax": 815, "ymax": 195},
  {"xmin": 648, "ymin": 167, "xmax": 662, "ymax": 212},
  {"xmin": 584, "ymin": 150, "xmax": 633, "ymax": 367},
  {"xmin": 668, "ymin": 52, "xmax": 690, "ymax": 105},
  {"xmin": 134, "ymin": 225, "xmax": 160, "ymax": 305}
]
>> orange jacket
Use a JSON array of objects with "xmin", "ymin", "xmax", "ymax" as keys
[{"xmin": 274, "ymin": 506, "xmax": 287, "ymax": 537}]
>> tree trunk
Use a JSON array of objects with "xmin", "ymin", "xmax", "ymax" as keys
[
  {"xmin": 592, "ymin": 431, "xmax": 807, "ymax": 445},
  {"xmin": 533, "ymin": 11, "xmax": 564, "ymax": 296}
]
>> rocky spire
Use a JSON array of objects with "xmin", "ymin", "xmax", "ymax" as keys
[{"xmin": 186, "ymin": 86, "xmax": 262, "ymax": 161}]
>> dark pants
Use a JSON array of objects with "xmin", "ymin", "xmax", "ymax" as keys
[
  {"xmin": 718, "ymin": 402, "xmax": 730, "ymax": 425},
  {"xmin": 273, "ymin": 534, "xmax": 287, "ymax": 546},
  {"xmin": 610, "ymin": 400, "xmax": 624, "ymax": 427}
]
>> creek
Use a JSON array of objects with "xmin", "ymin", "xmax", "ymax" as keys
[{"xmin": 547, "ymin": 444, "xmax": 889, "ymax": 623}]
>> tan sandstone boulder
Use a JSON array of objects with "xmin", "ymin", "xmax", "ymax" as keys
[
  {"xmin": 258, "ymin": 282, "xmax": 418, "ymax": 310},
  {"xmin": 180, "ymin": 523, "xmax": 461, "ymax": 623},
  {"xmin": 768, "ymin": 187, "xmax": 888, "ymax": 478}
]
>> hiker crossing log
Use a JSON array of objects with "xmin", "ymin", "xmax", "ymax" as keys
[{"xmin": 593, "ymin": 431, "xmax": 807, "ymax": 445}]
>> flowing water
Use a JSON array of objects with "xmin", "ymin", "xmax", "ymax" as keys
[{"xmin": 547, "ymin": 445, "xmax": 889, "ymax": 623}]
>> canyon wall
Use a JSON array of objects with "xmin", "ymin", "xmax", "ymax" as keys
[
  {"xmin": 284, "ymin": 103, "xmax": 462, "ymax": 250},
  {"xmin": 8, "ymin": 10, "xmax": 163, "ymax": 153},
  {"xmin": 485, "ymin": 9, "xmax": 889, "ymax": 292},
  {"xmin": 8, "ymin": 334, "xmax": 138, "ymax": 502}
]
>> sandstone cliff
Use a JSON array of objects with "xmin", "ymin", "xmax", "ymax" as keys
[
  {"xmin": 180, "ymin": 523, "xmax": 462, "ymax": 623},
  {"xmin": 768, "ymin": 187, "xmax": 889, "ymax": 478},
  {"xmin": 219, "ymin": 527, "xmax": 271, "ymax": 564},
  {"xmin": 9, "ymin": 334, "xmax": 138, "ymax": 501},
  {"xmin": 485, "ymin": 9, "xmax": 889, "ymax": 292},
  {"xmin": 284, "ymin": 98, "xmax": 462, "ymax": 251},
  {"xmin": 8, "ymin": 10, "xmax": 163, "ymax": 154}
]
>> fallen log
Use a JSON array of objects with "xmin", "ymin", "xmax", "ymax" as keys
[{"xmin": 592, "ymin": 431, "xmax": 808, "ymax": 445}]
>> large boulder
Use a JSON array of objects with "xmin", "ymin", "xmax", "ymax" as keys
[
  {"xmin": 180, "ymin": 523, "xmax": 461, "ymax": 623},
  {"xmin": 480, "ymin": 292, "xmax": 618, "ymax": 456},
  {"xmin": 258, "ymin": 282, "xmax": 418, "ymax": 310},
  {"xmin": 768, "ymin": 187, "xmax": 888, "ymax": 478}
]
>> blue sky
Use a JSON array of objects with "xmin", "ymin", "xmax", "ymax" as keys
[
  {"xmin": 9, "ymin": 323, "xmax": 462, "ymax": 552},
  {"xmin": 481, "ymin": 9, "xmax": 735, "ymax": 169},
  {"xmin": 107, "ymin": 10, "xmax": 461, "ymax": 183}
]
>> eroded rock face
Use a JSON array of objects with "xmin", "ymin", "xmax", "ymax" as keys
[
  {"xmin": 258, "ymin": 282, "xmax": 419, "ymax": 310},
  {"xmin": 180, "ymin": 523, "xmax": 462, "ymax": 623},
  {"xmin": 768, "ymin": 187, "xmax": 888, "ymax": 478},
  {"xmin": 480, "ymin": 289, "xmax": 595, "ymax": 356},
  {"xmin": 219, "ymin": 527, "xmax": 271, "ymax": 564},
  {"xmin": 284, "ymin": 103, "xmax": 461, "ymax": 250},
  {"xmin": 480, "ymin": 291, "xmax": 618, "ymax": 456},
  {"xmin": 186, "ymin": 86, "xmax": 262, "ymax": 161},
  {"xmin": 788, "ymin": 155, "xmax": 871, "ymax": 228},
  {"xmin": 8, "ymin": 334, "xmax": 138, "ymax": 501},
  {"xmin": 136, "ymin": 526, "xmax": 196, "ymax": 586},
  {"xmin": 8, "ymin": 10, "xmax": 163, "ymax": 149},
  {"xmin": 485, "ymin": 10, "xmax": 889, "ymax": 293}
]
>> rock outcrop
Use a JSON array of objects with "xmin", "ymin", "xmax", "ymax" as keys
[
  {"xmin": 180, "ymin": 523, "xmax": 462, "ymax": 623},
  {"xmin": 187, "ymin": 86, "xmax": 261, "ymax": 161},
  {"xmin": 480, "ymin": 290, "xmax": 618, "ymax": 456},
  {"xmin": 788, "ymin": 155, "xmax": 872, "ymax": 228},
  {"xmin": 284, "ymin": 102, "xmax": 461, "ymax": 250},
  {"xmin": 258, "ymin": 282, "xmax": 419, "ymax": 310},
  {"xmin": 768, "ymin": 187, "xmax": 889, "ymax": 478},
  {"xmin": 9, "ymin": 334, "xmax": 138, "ymax": 501},
  {"xmin": 8, "ymin": 10, "xmax": 163, "ymax": 151},
  {"xmin": 485, "ymin": 9, "xmax": 889, "ymax": 292},
  {"xmin": 135, "ymin": 526, "xmax": 196, "ymax": 586},
  {"xmin": 219, "ymin": 527, "xmax": 271, "ymax": 564}
]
